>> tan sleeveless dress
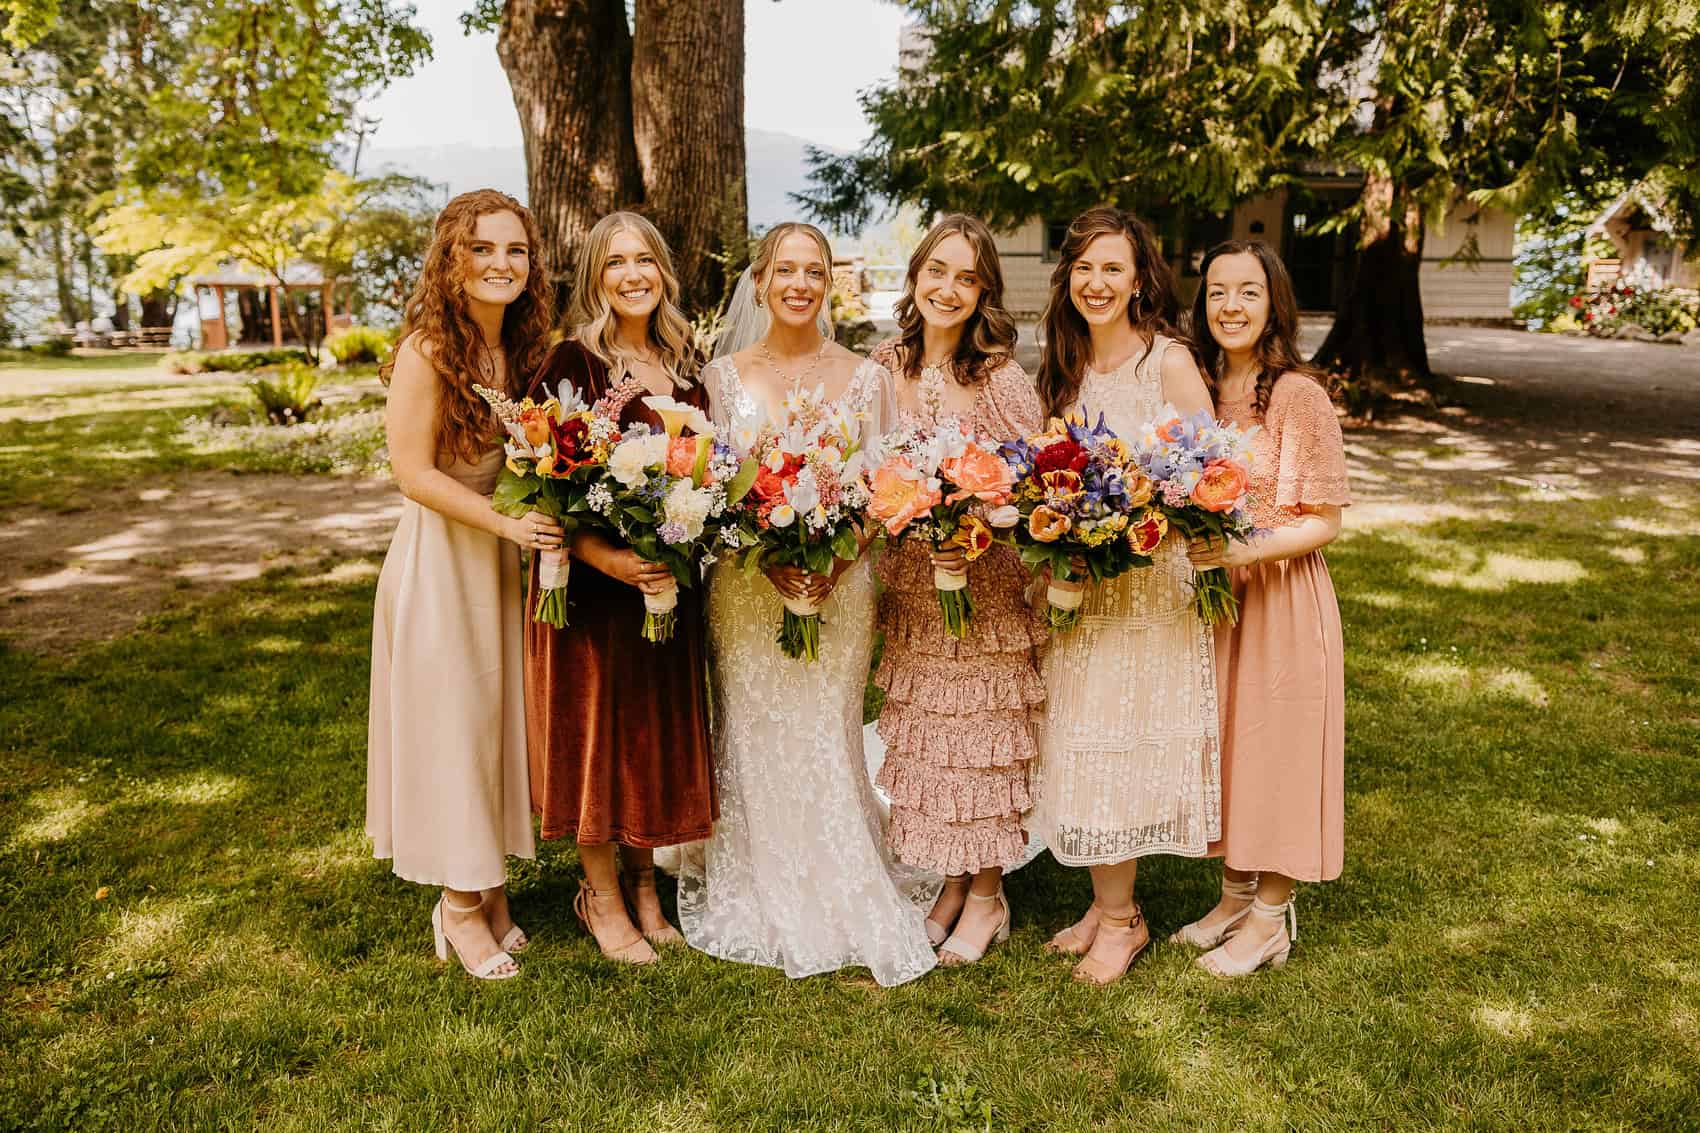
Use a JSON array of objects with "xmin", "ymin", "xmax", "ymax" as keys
[{"xmin": 366, "ymin": 447, "xmax": 534, "ymax": 889}]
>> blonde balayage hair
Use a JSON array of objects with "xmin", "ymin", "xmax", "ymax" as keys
[
  {"xmin": 565, "ymin": 211, "xmax": 699, "ymax": 382},
  {"xmin": 750, "ymin": 221, "xmax": 835, "ymax": 337}
]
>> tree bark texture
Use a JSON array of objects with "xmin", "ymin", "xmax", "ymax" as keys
[
  {"xmin": 632, "ymin": 0, "xmax": 747, "ymax": 314},
  {"xmin": 1313, "ymin": 175, "xmax": 1433, "ymax": 383},
  {"xmin": 497, "ymin": 0, "xmax": 643, "ymax": 299}
]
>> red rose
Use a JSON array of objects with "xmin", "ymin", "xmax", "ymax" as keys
[
  {"xmin": 750, "ymin": 456, "xmax": 801, "ymax": 503},
  {"xmin": 1569, "ymin": 295, "xmax": 1583, "ymax": 308},
  {"xmin": 1033, "ymin": 439, "xmax": 1088, "ymax": 475}
]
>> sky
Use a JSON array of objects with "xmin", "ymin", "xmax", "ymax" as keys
[{"xmin": 364, "ymin": 0, "xmax": 908, "ymax": 152}]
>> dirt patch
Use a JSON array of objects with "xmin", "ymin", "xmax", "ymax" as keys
[{"xmin": 0, "ymin": 471, "xmax": 400, "ymax": 656}]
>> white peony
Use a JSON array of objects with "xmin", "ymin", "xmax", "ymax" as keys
[
  {"xmin": 663, "ymin": 480, "xmax": 715, "ymax": 541},
  {"xmin": 608, "ymin": 432, "xmax": 669, "ymax": 487}
]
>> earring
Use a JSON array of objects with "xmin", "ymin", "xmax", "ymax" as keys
[{"xmin": 1133, "ymin": 286, "xmax": 1143, "ymax": 300}]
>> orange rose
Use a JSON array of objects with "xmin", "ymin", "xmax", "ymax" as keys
[
  {"xmin": 940, "ymin": 442, "xmax": 1015, "ymax": 505},
  {"xmin": 951, "ymin": 514, "xmax": 995, "ymax": 561},
  {"xmin": 1191, "ymin": 458, "xmax": 1250, "ymax": 513},
  {"xmin": 1027, "ymin": 505, "xmax": 1071, "ymax": 543},
  {"xmin": 1124, "ymin": 471, "xmax": 1154, "ymax": 508},
  {"xmin": 666, "ymin": 435, "xmax": 702, "ymax": 479},
  {"xmin": 519, "ymin": 406, "xmax": 551, "ymax": 449},
  {"xmin": 1127, "ymin": 510, "xmax": 1168, "ymax": 555},
  {"xmin": 868, "ymin": 459, "xmax": 942, "ymax": 536}
]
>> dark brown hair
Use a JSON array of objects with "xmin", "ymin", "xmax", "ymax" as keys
[
  {"xmin": 384, "ymin": 189, "xmax": 555, "ymax": 463},
  {"xmin": 1037, "ymin": 207, "xmax": 1181, "ymax": 417},
  {"xmin": 1188, "ymin": 240, "xmax": 1328, "ymax": 420},
  {"xmin": 889, "ymin": 213, "xmax": 1017, "ymax": 386}
]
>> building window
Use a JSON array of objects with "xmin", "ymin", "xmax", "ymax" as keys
[{"xmin": 1043, "ymin": 220, "xmax": 1069, "ymax": 262}]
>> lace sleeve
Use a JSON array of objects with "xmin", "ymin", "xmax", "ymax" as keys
[
  {"xmin": 1268, "ymin": 374, "xmax": 1351, "ymax": 510},
  {"xmin": 857, "ymin": 359, "xmax": 899, "ymax": 442},
  {"xmin": 701, "ymin": 357, "xmax": 733, "ymax": 430}
]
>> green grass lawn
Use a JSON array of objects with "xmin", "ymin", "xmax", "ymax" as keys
[{"xmin": 2, "ymin": 365, "xmax": 1698, "ymax": 1130}]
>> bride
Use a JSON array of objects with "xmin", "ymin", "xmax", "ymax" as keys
[{"xmin": 675, "ymin": 222, "xmax": 939, "ymax": 986}]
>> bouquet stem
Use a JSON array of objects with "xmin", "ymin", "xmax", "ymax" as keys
[
  {"xmin": 933, "ymin": 562, "xmax": 973, "ymax": 640},
  {"xmin": 1191, "ymin": 566, "xmax": 1240, "ymax": 626},
  {"xmin": 1045, "ymin": 576, "xmax": 1086, "ymax": 633},
  {"xmin": 642, "ymin": 577, "xmax": 680, "ymax": 643},
  {"xmin": 534, "ymin": 549, "xmax": 571, "ymax": 627},
  {"xmin": 777, "ymin": 594, "xmax": 823, "ymax": 662}
]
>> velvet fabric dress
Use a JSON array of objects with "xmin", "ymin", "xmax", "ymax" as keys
[
  {"xmin": 1206, "ymin": 373, "xmax": 1351, "ymax": 881},
  {"xmin": 522, "ymin": 339, "xmax": 717, "ymax": 847}
]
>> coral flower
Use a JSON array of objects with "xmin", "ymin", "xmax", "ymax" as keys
[
  {"xmin": 1028, "ymin": 504, "xmax": 1071, "ymax": 543},
  {"xmin": 666, "ymin": 435, "xmax": 705, "ymax": 480},
  {"xmin": 518, "ymin": 406, "xmax": 552, "ymax": 449},
  {"xmin": 1191, "ymin": 458, "xmax": 1250, "ymax": 513},
  {"xmin": 940, "ymin": 443, "xmax": 1015, "ymax": 505},
  {"xmin": 868, "ymin": 459, "xmax": 942, "ymax": 536},
  {"xmin": 1155, "ymin": 418, "xmax": 1186, "ymax": 442}
]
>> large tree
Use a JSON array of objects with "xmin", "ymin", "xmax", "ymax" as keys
[
  {"xmin": 807, "ymin": 0, "xmax": 1700, "ymax": 383},
  {"xmin": 472, "ymin": 0, "xmax": 747, "ymax": 315}
]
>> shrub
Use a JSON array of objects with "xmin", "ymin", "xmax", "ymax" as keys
[
  {"xmin": 247, "ymin": 363, "xmax": 324, "ymax": 425},
  {"xmin": 323, "ymin": 324, "xmax": 395, "ymax": 365},
  {"xmin": 29, "ymin": 336, "xmax": 74, "ymax": 357},
  {"xmin": 163, "ymin": 347, "xmax": 311, "ymax": 374},
  {"xmin": 1571, "ymin": 273, "xmax": 1700, "ymax": 339}
]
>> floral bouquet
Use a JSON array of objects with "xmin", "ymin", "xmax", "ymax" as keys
[
  {"xmin": 589, "ymin": 395, "xmax": 755, "ymax": 642},
  {"xmin": 868, "ymin": 422, "xmax": 1017, "ymax": 638},
  {"xmin": 997, "ymin": 412, "xmax": 1161, "ymax": 631},
  {"xmin": 476, "ymin": 381, "xmax": 616, "ymax": 626},
  {"xmin": 720, "ymin": 385, "xmax": 874, "ymax": 661},
  {"xmin": 1131, "ymin": 406, "xmax": 1258, "ymax": 625}
]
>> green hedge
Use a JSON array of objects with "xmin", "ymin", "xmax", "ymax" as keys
[
  {"xmin": 322, "ymin": 324, "xmax": 395, "ymax": 365},
  {"xmin": 163, "ymin": 347, "xmax": 311, "ymax": 375}
]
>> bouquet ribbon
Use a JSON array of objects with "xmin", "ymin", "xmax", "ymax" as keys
[{"xmin": 641, "ymin": 576, "xmax": 680, "ymax": 643}]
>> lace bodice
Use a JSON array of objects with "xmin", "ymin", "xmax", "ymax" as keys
[{"xmin": 701, "ymin": 354, "xmax": 896, "ymax": 447}]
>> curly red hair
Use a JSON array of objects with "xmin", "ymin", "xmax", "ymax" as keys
[{"xmin": 383, "ymin": 189, "xmax": 555, "ymax": 464}]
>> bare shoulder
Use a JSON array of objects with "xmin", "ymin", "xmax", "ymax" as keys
[
  {"xmin": 1158, "ymin": 337, "xmax": 1203, "ymax": 379},
  {"xmin": 390, "ymin": 332, "xmax": 438, "ymax": 393}
]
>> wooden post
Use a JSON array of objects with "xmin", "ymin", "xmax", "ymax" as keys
[
  {"xmin": 322, "ymin": 281, "xmax": 334, "ymax": 333},
  {"xmin": 211, "ymin": 285, "xmax": 229, "ymax": 351},
  {"xmin": 269, "ymin": 285, "xmax": 283, "ymax": 348}
]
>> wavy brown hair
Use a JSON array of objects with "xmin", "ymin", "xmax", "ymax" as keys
[
  {"xmin": 889, "ymin": 213, "xmax": 1017, "ymax": 386},
  {"xmin": 1188, "ymin": 240, "xmax": 1329, "ymax": 420},
  {"xmin": 1037, "ymin": 207, "xmax": 1182, "ymax": 418},
  {"xmin": 565, "ymin": 211, "xmax": 700, "ymax": 383},
  {"xmin": 383, "ymin": 189, "xmax": 555, "ymax": 463}
]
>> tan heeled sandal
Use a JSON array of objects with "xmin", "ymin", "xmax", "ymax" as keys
[
  {"xmin": 1168, "ymin": 874, "xmax": 1259, "ymax": 949},
  {"xmin": 1045, "ymin": 903, "xmax": 1101, "ymax": 957},
  {"xmin": 1197, "ymin": 896, "xmax": 1296, "ymax": 978},
  {"xmin": 1071, "ymin": 904, "xmax": 1148, "ymax": 986},
  {"xmin": 619, "ymin": 867, "xmax": 685, "ymax": 946},
  {"xmin": 574, "ymin": 880, "xmax": 658, "ymax": 965},
  {"xmin": 926, "ymin": 875, "xmax": 974, "ymax": 947},
  {"xmin": 938, "ymin": 889, "xmax": 1011, "ymax": 967}
]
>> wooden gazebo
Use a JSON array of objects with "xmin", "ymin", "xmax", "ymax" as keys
[{"xmin": 191, "ymin": 263, "xmax": 348, "ymax": 350}]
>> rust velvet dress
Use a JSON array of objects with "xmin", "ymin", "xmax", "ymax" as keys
[{"xmin": 523, "ymin": 339, "xmax": 717, "ymax": 847}]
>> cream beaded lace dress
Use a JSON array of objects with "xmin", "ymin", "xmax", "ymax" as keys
[{"xmin": 1034, "ymin": 334, "xmax": 1222, "ymax": 866}]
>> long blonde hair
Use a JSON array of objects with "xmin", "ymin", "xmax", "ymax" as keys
[{"xmin": 565, "ymin": 211, "xmax": 699, "ymax": 382}]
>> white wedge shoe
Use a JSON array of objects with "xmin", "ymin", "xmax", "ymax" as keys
[
  {"xmin": 1196, "ymin": 896, "xmax": 1297, "ymax": 978},
  {"xmin": 1168, "ymin": 874, "xmax": 1259, "ymax": 949},
  {"xmin": 433, "ymin": 895, "xmax": 519, "ymax": 981}
]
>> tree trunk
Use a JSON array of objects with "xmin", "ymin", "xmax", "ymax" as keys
[
  {"xmin": 498, "ymin": 0, "xmax": 643, "ymax": 310},
  {"xmin": 632, "ymin": 0, "xmax": 747, "ymax": 315},
  {"xmin": 140, "ymin": 289, "xmax": 175, "ymax": 328}
]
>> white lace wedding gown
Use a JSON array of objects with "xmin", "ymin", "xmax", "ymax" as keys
[{"xmin": 675, "ymin": 355, "xmax": 939, "ymax": 987}]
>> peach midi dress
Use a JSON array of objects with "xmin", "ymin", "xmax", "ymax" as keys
[{"xmin": 1207, "ymin": 373, "xmax": 1351, "ymax": 881}]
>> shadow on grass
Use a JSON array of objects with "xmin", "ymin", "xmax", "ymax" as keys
[{"xmin": 1, "ymin": 492, "xmax": 1697, "ymax": 1130}]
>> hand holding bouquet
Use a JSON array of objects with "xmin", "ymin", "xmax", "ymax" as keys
[
  {"xmin": 476, "ymin": 381, "xmax": 615, "ymax": 626},
  {"xmin": 997, "ymin": 412, "xmax": 1158, "ymax": 631},
  {"xmin": 589, "ymin": 395, "xmax": 756, "ymax": 642},
  {"xmin": 720, "ymin": 385, "xmax": 874, "ymax": 661},
  {"xmin": 868, "ymin": 422, "xmax": 1016, "ymax": 638},
  {"xmin": 1132, "ymin": 407, "xmax": 1258, "ymax": 625}
]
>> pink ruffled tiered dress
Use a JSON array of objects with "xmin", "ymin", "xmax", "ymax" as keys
[{"xmin": 870, "ymin": 344, "xmax": 1047, "ymax": 877}]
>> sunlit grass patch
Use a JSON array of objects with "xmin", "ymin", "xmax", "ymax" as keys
[{"xmin": 6, "ymin": 785, "xmax": 107, "ymax": 849}]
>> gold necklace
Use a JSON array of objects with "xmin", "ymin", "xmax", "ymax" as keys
[{"xmin": 759, "ymin": 339, "xmax": 827, "ymax": 390}]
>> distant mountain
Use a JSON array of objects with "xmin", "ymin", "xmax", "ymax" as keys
[{"xmin": 362, "ymin": 128, "xmax": 845, "ymax": 231}]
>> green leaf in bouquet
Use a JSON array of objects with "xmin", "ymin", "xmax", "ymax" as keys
[
  {"xmin": 491, "ymin": 471, "xmax": 542, "ymax": 517},
  {"xmin": 691, "ymin": 438, "xmax": 712, "ymax": 486},
  {"xmin": 625, "ymin": 504, "xmax": 656, "ymax": 524},
  {"xmin": 830, "ymin": 525, "xmax": 860, "ymax": 561},
  {"xmin": 724, "ymin": 458, "xmax": 760, "ymax": 506}
]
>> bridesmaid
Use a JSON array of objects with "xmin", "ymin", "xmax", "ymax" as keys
[
  {"xmin": 368, "ymin": 189, "xmax": 563, "ymax": 981},
  {"xmin": 868, "ymin": 214, "xmax": 1045, "ymax": 966},
  {"xmin": 1032, "ymin": 207, "xmax": 1221, "ymax": 985},
  {"xmin": 1175, "ymin": 241, "xmax": 1350, "ymax": 976},
  {"xmin": 524, "ymin": 210, "xmax": 717, "ymax": 966}
]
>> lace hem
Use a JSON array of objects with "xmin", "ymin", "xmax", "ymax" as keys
[
  {"xmin": 887, "ymin": 808, "xmax": 1031, "ymax": 876},
  {"xmin": 877, "ymin": 704, "xmax": 1039, "ymax": 768}
]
